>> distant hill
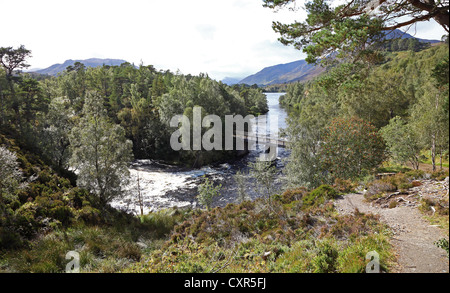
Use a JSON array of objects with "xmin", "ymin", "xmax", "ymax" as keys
[
  {"xmin": 32, "ymin": 58, "xmax": 129, "ymax": 75},
  {"xmin": 238, "ymin": 59, "xmax": 325, "ymax": 86},
  {"xmin": 221, "ymin": 77, "xmax": 244, "ymax": 85},
  {"xmin": 383, "ymin": 29, "xmax": 441, "ymax": 43},
  {"xmin": 238, "ymin": 29, "xmax": 440, "ymax": 86}
]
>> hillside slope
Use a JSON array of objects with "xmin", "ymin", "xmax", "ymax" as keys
[
  {"xmin": 33, "ymin": 58, "xmax": 129, "ymax": 75},
  {"xmin": 239, "ymin": 59, "xmax": 325, "ymax": 86}
]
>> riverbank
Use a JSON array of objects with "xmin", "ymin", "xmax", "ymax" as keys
[{"xmin": 111, "ymin": 93, "xmax": 290, "ymax": 215}]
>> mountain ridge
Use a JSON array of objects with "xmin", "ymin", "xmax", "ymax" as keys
[
  {"xmin": 238, "ymin": 59, "xmax": 325, "ymax": 86},
  {"xmin": 236, "ymin": 29, "xmax": 441, "ymax": 86},
  {"xmin": 32, "ymin": 58, "xmax": 129, "ymax": 75}
]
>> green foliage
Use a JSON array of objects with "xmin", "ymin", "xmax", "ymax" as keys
[
  {"xmin": 281, "ymin": 45, "xmax": 449, "ymax": 189},
  {"xmin": 2, "ymin": 225, "xmax": 147, "ymax": 273},
  {"xmin": 282, "ymin": 44, "xmax": 448, "ymax": 190},
  {"xmin": 381, "ymin": 38, "xmax": 431, "ymax": 53},
  {"xmin": 284, "ymin": 105, "xmax": 332, "ymax": 189},
  {"xmin": 234, "ymin": 170, "xmax": 248, "ymax": 203},
  {"xmin": 197, "ymin": 177, "xmax": 222, "ymax": 211},
  {"xmin": 302, "ymin": 185, "xmax": 338, "ymax": 208},
  {"xmin": 332, "ymin": 178, "xmax": 357, "ymax": 194},
  {"xmin": 276, "ymin": 187, "xmax": 308, "ymax": 205},
  {"xmin": 0, "ymin": 146, "xmax": 22, "ymax": 197},
  {"xmin": 128, "ymin": 195, "xmax": 393, "ymax": 273},
  {"xmin": 3, "ymin": 47, "xmax": 269, "ymax": 169},
  {"xmin": 248, "ymin": 159, "xmax": 278, "ymax": 199},
  {"xmin": 435, "ymin": 238, "xmax": 449, "ymax": 258},
  {"xmin": 69, "ymin": 91, "xmax": 133, "ymax": 205},
  {"xmin": 279, "ymin": 82, "xmax": 305, "ymax": 108},
  {"xmin": 321, "ymin": 117, "xmax": 386, "ymax": 181},
  {"xmin": 263, "ymin": 0, "xmax": 448, "ymax": 64},
  {"xmin": 381, "ymin": 116, "xmax": 421, "ymax": 169},
  {"xmin": 431, "ymin": 170, "xmax": 450, "ymax": 181},
  {"xmin": 337, "ymin": 233, "xmax": 393, "ymax": 273},
  {"xmin": 140, "ymin": 208, "xmax": 189, "ymax": 238},
  {"xmin": 312, "ymin": 240, "xmax": 339, "ymax": 273}
]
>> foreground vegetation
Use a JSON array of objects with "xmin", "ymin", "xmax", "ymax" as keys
[
  {"xmin": 1, "ymin": 15, "xmax": 448, "ymax": 272},
  {"xmin": 1, "ymin": 176, "xmax": 396, "ymax": 273}
]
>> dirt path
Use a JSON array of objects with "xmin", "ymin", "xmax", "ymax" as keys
[{"xmin": 335, "ymin": 193, "xmax": 449, "ymax": 273}]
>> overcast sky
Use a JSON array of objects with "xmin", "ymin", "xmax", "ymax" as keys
[{"xmin": 2, "ymin": 0, "xmax": 447, "ymax": 80}]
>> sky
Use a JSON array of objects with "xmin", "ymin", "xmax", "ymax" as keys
[{"xmin": 1, "ymin": 0, "xmax": 447, "ymax": 81}]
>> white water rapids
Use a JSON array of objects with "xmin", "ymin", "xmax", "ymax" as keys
[{"xmin": 110, "ymin": 93, "xmax": 289, "ymax": 215}]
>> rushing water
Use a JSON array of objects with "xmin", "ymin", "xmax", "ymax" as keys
[{"xmin": 111, "ymin": 93, "xmax": 290, "ymax": 215}]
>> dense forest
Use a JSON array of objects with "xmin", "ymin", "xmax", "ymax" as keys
[
  {"xmin": 0, "ymin": 55, "xmax": 269, "ymax": 168},
  {"xmin": 280, "ymin": 42, "xmax": 449, "ymax": 188}
]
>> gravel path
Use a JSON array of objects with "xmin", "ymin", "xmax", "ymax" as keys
[{"xmin": 335, "ymin": 192, "xmax": 449, "ymax": 273}]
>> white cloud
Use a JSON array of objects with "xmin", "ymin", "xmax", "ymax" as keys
[{"xmin": 2, "ymin": 0, "xmax": 446, "ymax": 80}]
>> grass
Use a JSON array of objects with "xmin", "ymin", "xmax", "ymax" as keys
[
  {"xmin": 1, "ymin": 178, "xmax": 395, "ymax": 274},
  {"xmin": 419, "ymin": 196, "xmax": 449, "ymax": 236},
  {"xmin": 1, "ymin": 225, "xmax": 147, "ymax": 273},
  {"xmin": 420, "ymin": 150, "xmax": 449, "ymax": 168},
  {"xmin": 126, "ymin": 186, "xmax": 395, "ymax": 273},
  {"xmin": 0, "ymin": 207, "xmax": 190, "ymax": 273}
]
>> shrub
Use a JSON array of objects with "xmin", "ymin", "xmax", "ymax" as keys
[
  {"xmin": 333, "ymin": 178, "xmax": 357, "ymax": 194},
  {"xmin": 384, "ymin": 173, "xmax": 409, "ymax": 189},
  {"xmin": 276, "ymin": 187, "xmax": 308, "ymax": 204},
  {"xmin": 435, "ymin": 238, "xmax": 449, "ymax": 258},
  {"xmin": 116, "ymin": 242, "xmax": 142, "ymax": 261},
  {"xmin": 0, "ymin": 227, "xmax": 23, "ymax": 250},
  {"xmin": 337, "ymin": 234, "xmax": 393, "ymax": 273},
  {"xmin": 141, "ymin": 208, "xmax": 186, "ymax": 238},
  {"xmin": 14, "ymin": 202, "xmax": 39, "ymax": 238},
  {"xmin": 365, "ymin": 180, "xmax": 396, "ymax": 201},
  {"xmin": 325, "ymin": 212, "xmax": 382, "ymax": 239},
  {"xmin": 320, "ymin": 117, "xmax": 386, "ymax": 181},
  {"xmin": 50, "ymin": 206, "xmax": 74, "ymax": 225},
  {"xmin": 419, "ymin": 198, "xmax": 436, "ymax": 214},
  {"xmin": 412, "ymin": 181, "xmax": 422, "ymax": 187},
  {"xmin": 197, "ymin": 177, "xmax": 221, "ymax": 211},
  {"xmin": 431, "ymin": 170, "xmax": 449, "ymax": 181},
  {"xmin": 68, "ymin": 188, "xmax": 91, "ymax": 210},
  {"xmin": 398, "ymin": 182, "xmax": 413, "ymax": 191},
  {"xmin": 303, "ymin": 185, "xmax": 338, "ymax": 207},
  {"xmin": 389, "ymin": 201, "xmax": 398, "ymax": 209},
  {"xmin": 312, "ymin": 241, "xmax": 339, "ymax": 273},
  {"xmin": 419, "ymin": 197, "xmax": 449, "ymax": 216},
  {"xmin": 405, "ymin": 169, "xmax": 425, "ymax": 180},
  {"xmin": 76, "ymin": 206, "xmax": 101, "ymax": 225}
]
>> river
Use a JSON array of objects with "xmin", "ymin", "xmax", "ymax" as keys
[{"xmin": 111, "ymin": 93, "xmax": 290, "ymax": 215}]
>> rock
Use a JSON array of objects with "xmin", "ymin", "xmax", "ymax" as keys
[
  {"xmin": 262, "ymin": 252, "xmax": 272, "ymax": 260},
  {"xmin": 136, "ymin": 242, "xmax": 148, "ymax": 249}
]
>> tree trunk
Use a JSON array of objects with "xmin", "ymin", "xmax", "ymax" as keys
[
  {"xmin": 0, "ymin": 91, "xmax": 3, "ymax": 125},
  {"xmin": 137, "ymin": 173, "xmax": 143, "ymax": 217},
  {"xmin": 0, "ymin": 79, "xmax": 4, "ymax": 125},
  {"xmin": 431, "ymin": 135, "xmax": 436, "ymax": 172},
  {"xmin": 410, "ymin": 157, "xmax": 420, "ymax": 170}
]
